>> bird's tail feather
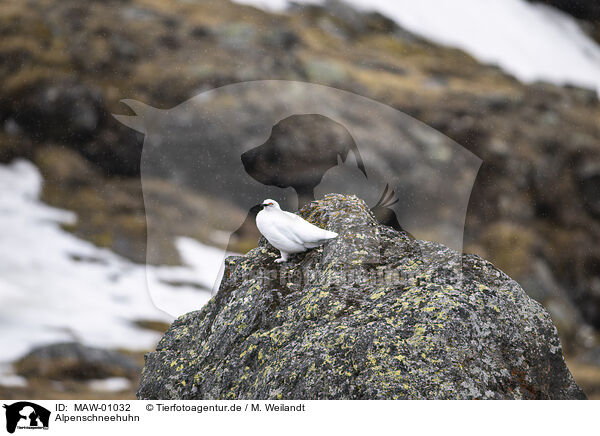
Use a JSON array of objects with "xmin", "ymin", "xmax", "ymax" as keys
[
  {"xmin": 323, "ymin": 230, "xmax": 338, "ymax": 239},
  {"xmin": 303, "ymin": 231, "xmax": 338, "ymax": 248}
]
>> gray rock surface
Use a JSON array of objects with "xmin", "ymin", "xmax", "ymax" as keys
[
  {"xmin": 16, "ymin": 342, "xmax": 140, "ymax": 381},
  {"xmin": 138, "ymin": 194, "xmax": 585, "ymax": 399},
  {"xmin": 11, "ymin": 79, "xmax": 104, "ymax": 143}
]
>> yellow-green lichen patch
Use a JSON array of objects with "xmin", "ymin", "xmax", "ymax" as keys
[
  {"xmin": 138, "ymin": 194, "xmax": 581, "ymax": 400},
  {"xmin": 370, "ymin": 290, "xmax": 386, "ymax": 300}
]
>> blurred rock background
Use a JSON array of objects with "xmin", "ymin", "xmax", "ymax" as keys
[{"xmin": 0, "ymin": 0, "xmax": 599, "ymax": 399}]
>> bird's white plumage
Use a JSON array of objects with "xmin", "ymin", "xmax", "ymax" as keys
[{"xmin": 256, "ymin": 199, "xmax": 338, "ymax": 262}]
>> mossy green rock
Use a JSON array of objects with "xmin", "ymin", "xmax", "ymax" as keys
[{"xmin": 138, "ymin": 194, "xmax": 585, "ymax": 399}]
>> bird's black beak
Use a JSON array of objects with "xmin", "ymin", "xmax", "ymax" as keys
[{"xmin": 247, "ymin": 204, "xmax": 263, "ymax": 216}]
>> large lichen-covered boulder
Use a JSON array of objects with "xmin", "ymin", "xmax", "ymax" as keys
[{"xmin": 138, "ymin": 194, "xmax": 585, "ymax": 399}]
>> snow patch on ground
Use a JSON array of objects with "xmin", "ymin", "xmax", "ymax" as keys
[
  {"xmin": 0, "ymin": 160, "xmax": 223, "ymax": 362},
  {"xmin": 0, "ymin": 363, "xmax": 27, "ymax": 387},
  {"xmin": 88, "ymin": 377, "xmax": 132, "ymax": 392},
  {"xmin": 235, "ymin": 0, "xmax": 600, "ymax": 93}
]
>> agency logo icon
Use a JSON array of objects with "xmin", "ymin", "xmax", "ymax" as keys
[{"xmin": 3, "ymin": 402, "xmax": 50, "ymax": 434}]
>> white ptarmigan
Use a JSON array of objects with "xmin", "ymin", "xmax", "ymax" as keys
[{"xmin": 256, "ymin": 199, "xmax": 338, "ymax": 263}]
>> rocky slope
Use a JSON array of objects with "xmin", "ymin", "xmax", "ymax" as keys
[
  {"xmin": 138, "ymin": 195, "xmax": 585, "ymax": 400},
  {"xmin": 1, "ymin": 0, "xmax": 600, "ymax": 397}
]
